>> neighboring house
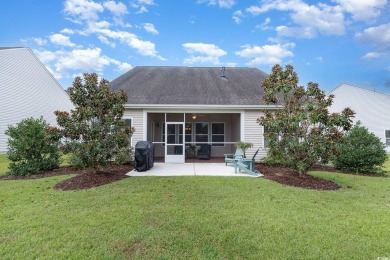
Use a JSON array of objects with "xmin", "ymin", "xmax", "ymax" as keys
[
  {"xmin": 0, "ymin": 47, "xmax": 73, "ymax": 153},
  {"xmin": 110, "ymin": 66, "xmax": 280, "ymax": 163},
  {"xmin": 328, "ymin": 83, "xmax": 390, "ymax": 153}
]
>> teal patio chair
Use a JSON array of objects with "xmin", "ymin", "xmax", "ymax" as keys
[
  {"xmin": 234, "ymin": 149, "xmax": 262, "ymax": 176},
  {"xmin": 224, "ymin": 148, "xmax": 244, "ymax": 166}
]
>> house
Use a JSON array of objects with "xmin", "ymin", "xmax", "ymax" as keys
[
  {"xmin": 328, "ymin": 84, "xmax": 390, "ymax": 153},
  {"xmin": 110, "ymin": 66, "xmax": 280, "ymax": 163},
  {"xmin": 0, "ymin": 47, "xmax": 74, "ymax": 153}
]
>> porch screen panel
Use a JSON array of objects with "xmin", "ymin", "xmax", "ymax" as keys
[{"xmin": 386, "ymin": 130, "xmax": 390, "ymax": 145}]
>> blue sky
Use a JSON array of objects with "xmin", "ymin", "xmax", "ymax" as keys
[{"xmin": 1, "ymin": 0, "xmax": 389, "ymax": 93}]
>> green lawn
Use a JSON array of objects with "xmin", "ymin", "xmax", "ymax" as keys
[{"xmin": 0, "ymin": 155, "xmax": 389, "ymax": 259}]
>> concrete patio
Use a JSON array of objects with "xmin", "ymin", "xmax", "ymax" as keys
[{"xmin": 126, "ymin": 163, "xmax": 262, "ymax": 177}]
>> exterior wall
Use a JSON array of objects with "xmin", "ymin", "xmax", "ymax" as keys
[
  {"xmin": 243, "ymin": 110, "xmax": 267, "ymax": 161},
  {"xmin": 123, "ymin": 109, "xmax": 144, "ymax": 147},
  {"xmin": 126, "ymin": 109, "xmax": 269, "ymax": 161},
  {"xmin": 146, "ymin": 112, "xmax": 241, "ymax": 158},
  {"xmin": 329, "ymin": 84, "xmax": 390, "ymax": 153},
  {"xmin": 0, "ymin": 48, "xmax": 74, "ymax": 153}
]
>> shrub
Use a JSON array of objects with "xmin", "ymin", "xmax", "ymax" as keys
[
  {"xmin": 258, "ymin": 64, "xmax": 355, "ymax": 176},
  {"xmin": 5, "ymin": 117, "xmax": 62, "ymax": 176},
  {"xmin": 54, "ymin": 73, "xmax": 134, "ymax": 170},
  {"xmin": 333, "ymin": 122, "xmax": 387, "ymax": 174}
]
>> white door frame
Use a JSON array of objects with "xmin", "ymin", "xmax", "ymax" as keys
[{"xmin": 165, "ymin": 122, "xmax": 185, "ymax": 163}]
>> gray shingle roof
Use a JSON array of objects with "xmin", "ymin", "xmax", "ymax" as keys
[{"xmin": 109, "ymin": 66, "xmax": 270, "ymax": 105}]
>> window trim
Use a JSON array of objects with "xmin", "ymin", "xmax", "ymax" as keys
[
  {"xmin": 122, "ymin": 117, "xmax": 133, "ymax": 147},
  {"xmin": 385, "ymin": 130, "xmax": 390, "ymax": 146}
]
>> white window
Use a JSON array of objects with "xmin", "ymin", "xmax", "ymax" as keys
[
  {"xmin": 123, "ymin": 117, "xmax": 133, "ymax": 146},
  {"xmin": 386, "ymin": 130, "xmax": 390, "ymax": 145},
  {"xmin": 211, "ymin": 123, "xmax": 224, "ymax": 146},
  {"xmin": 195, "ymin": 122, "xmax": 209, "ymax": 144},
  {"xmin": 263, "ymin": 126, "xmax": 281, "ymax": 148},
  {"xmin": 263, "ymin": 126, "xmax": 269, "ymax": 148}
]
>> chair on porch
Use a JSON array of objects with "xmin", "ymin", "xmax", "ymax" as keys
[
  {"xmin": 197, "ymin": 144, "xmax": 211, "ymax": 159},
  {"xmin": 224, "ymin": 148, "xmax": 244, "ymax": 166},
  {"xmin": 234, "ymin": 149, "xmax": 262, "ymax": 176}
]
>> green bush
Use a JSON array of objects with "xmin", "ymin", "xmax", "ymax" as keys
[
  {"xmin": 54, "ymin": 73, "xmax": 133, "ymax": 170},
  {"xmin": 333, "ymin": 122, "xmax": 387, "ymax": 174},
  {"xmin": 5, "ymin": 117, "xmax": 62, "ymax": 176}
]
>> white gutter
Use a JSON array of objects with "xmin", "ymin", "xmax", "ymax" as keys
[{"xmin": 124, "ymin": 104, "xmax": 283, "ymax": 110}]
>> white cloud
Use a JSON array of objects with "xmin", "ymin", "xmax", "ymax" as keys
[
  {"xmin": 232, "ymin": 10, "xmax": 243, "ymax": 24},
  {"xmin": 246, "ymin": 0, "xmax": 345, "ymax": 38},
  {"xmin": 117, "ymin": 62, "xmax": 132, "ymax": 71},
  {"xmin": 334, "ymin": 0, "xmax": 387, "ymax": 21},
  {"xmin": 235, "ymin": 43, "xmax": 295, "ymax": 66},
  {"xmin": 54, "ymin": 48, "xmax": 111, "ymax": 73},
  {"xmin": 143, "ymin": 23, "xmax": 159, "ymax": 35},
  {"xmin": 45, "ymin": 66, "xmax": 63, "ymax": 79},
  {"xmin": 197, "ymin": 0, "xmax": 236, "ymax": 8},
  {"xmin": 218, "ymin": 0, "xmax": 236, "ymax": 8},
  {"xmin": 361, "ymin": 52, "xmax": 385, "ymax": 60},
  {"xmin": 35, "ymin": 48, "xmax": 132, "ymax": 79},
  {"xmin": 183, "ymin": 43, "xmax": 227, "ymax": 64},
  {"xmin": 355, "ymin": 23, "xmax": 390, "ymax": 50},
  {"xmin": 49, "ymin": 33, "xmax": 76, "ymax": 47},
  {"xmin": 33, "ymin": 38, "xmax": 47, "ymax": 46},
  {"xmin": 131, "ymin": 0, "xmax": 154, "ymax": 14},
  {"xmin": 255, "ymin": 17, "xmax": 271, "ymax": 31},
  {"xmin": 224, "ymin": 62, "xmax": 237, "ymax": 67},
  {"xmin": 64, "ymin": 0, "xmax": 104, "ymax": 22},
  {"xmin": 103, "ymin": 1, "xmax": 127, "ymax": 16},
  {"xmin": 34, "ymin": 50, "xmax": 57, "ymax": 63},
  {"xmin": 60, "ymin": 28, "xmax": 75, "ymax": 34},
  {"xmin": 98, "ymin": 35, "xmax": 116, "ymax": 47},
  {"xmin": 98, "ymin": 28, "xmax": 165, "ymax": 59}
]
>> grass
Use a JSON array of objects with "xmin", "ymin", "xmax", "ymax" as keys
[
  {"xmin": 0, "ymin": 155, "xmax": 389, "ymax": 259},
  {"xmin": 0, "ymin": 154, "xmax": 9, "ymax": 177}
]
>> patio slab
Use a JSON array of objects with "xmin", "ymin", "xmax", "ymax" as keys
[{"xmin": 126, "ymin": 163, "xmax": 262, "ymax": 177}]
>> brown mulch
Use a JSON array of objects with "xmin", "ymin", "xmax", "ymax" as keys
[
  {"xmin": 2, "ymin": 161, "xmax": 382, "ymax": 191},
  {"xmin": 54, "ymin": 164, "xmax": 132, "ymax": 191},
  {"xmin": 1, "ymin": 164, "xmax": 133, "ymax": 191},
  {"xmin": 256, "ymin": 163, "xmax": 342, "ymax": 190}
]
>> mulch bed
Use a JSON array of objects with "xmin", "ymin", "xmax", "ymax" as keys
[
  {"xmin": 256, "ymin": 163, "xmax": 342, "ymax": 190},
  {"xmin": 1, "ymin": 162, "xmax": 383, "ymax": 191},
  {"xmin": 54, "ymin": 164, "xmax": 133, "ymax": 191},
  {"xmin": 1, "ymin": 164, "xmax": 133, "ymax": 191}
]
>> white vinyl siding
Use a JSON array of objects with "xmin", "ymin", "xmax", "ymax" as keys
[
  {"xmin": 244, "ymin": 110, "xmax": 266, "ymax": 161},
  {"xmin": 329, "ymin": 84, "xmax": 390, "ymax": 153},
  {"xmin": 0, "ymin": 48, "xmax": 74, "ymax": 153},
  {"xmin": 123, "ymin": 109, "xmax": 143, "ymax": 147}
]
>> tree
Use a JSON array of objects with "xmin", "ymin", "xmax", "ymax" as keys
[
  {"xmin": 258, "ymin": 64, "xmax": 355, "ymax": 176},
  {"xmin": 54, "ymin": 73, "xmax": 134, "ymax": 170},
  {"xmin": 236, "ymin": 141, "xmax": 254, "ymax": 158},
  {"xmin": 333, "ymin": 122, "xmax": 387, "ymax": 174},
  {"xmin": 6, "ymin": 117, "xmax": 62, "ymax": 176}
]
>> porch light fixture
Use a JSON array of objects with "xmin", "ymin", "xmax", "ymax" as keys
[{"xmin": 192, "ymin": 114, "xmax": 197, "ymax": 120}]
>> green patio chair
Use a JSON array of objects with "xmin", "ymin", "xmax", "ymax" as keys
[
  {"xmin": 224, "ymin": 148, "xmax": 244, "ymax": 166},
  {"xmin": 234, "ymin": 149, "xmax": 262, "ymax": 176}
]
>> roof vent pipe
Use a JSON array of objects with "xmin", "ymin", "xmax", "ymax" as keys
[{"xmin": 221, "ymin": 66, "xmax": 226, "ymax": 78}]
